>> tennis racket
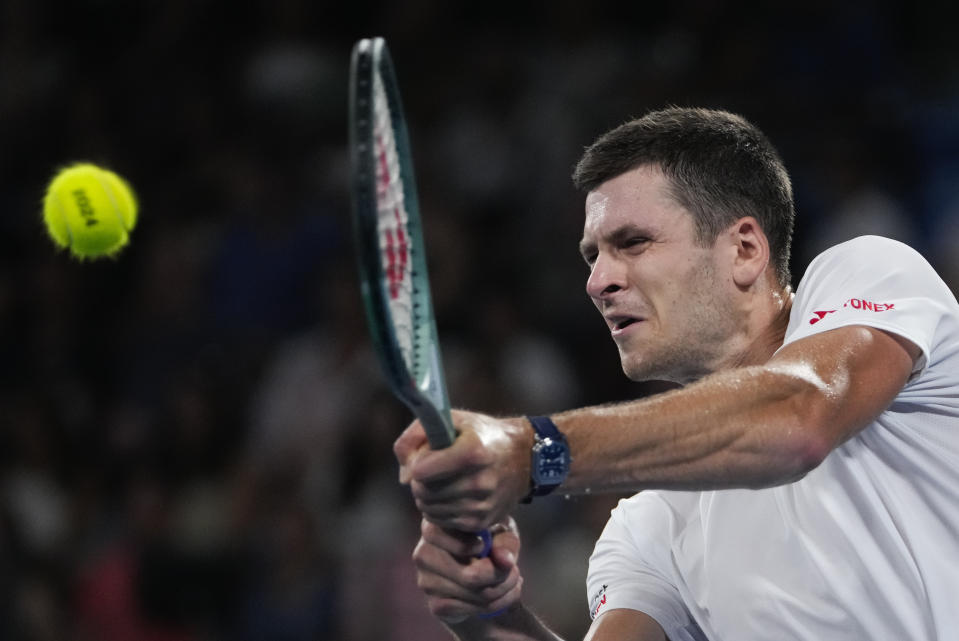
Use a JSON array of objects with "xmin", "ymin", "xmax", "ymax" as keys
[{"xmin": 349, "ymin": 37, "xmax": 492, "ymax": 557}]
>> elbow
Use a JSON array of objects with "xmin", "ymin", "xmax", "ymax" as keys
[
  {"xmin": 753, "ymin": 428, "xmax": 830, "ymax": 488},
  {"xmin": 786, "ymin": 428, "xmax": 833, "ymax": 479},
  {"xmin": 775, "ymin": 402, "xmax": 838, "ymax": 483},
  {"xmin": 760, "ymin": 367, "xmax": 845, "ymax": 484}
]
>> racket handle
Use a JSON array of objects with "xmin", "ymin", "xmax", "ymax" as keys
[{"xmin": 475, "ymin": 528, "xmax": 507, "ymax": 620}]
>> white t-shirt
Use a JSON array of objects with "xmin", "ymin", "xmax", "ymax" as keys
[{"xmin": 587, "ymin": 236, "xmax": 959, "ymax": 640}]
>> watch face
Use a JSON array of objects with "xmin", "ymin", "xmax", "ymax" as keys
[{"xmin": 533, "ymin": 440, "xmax": 570, "ymax": 485}]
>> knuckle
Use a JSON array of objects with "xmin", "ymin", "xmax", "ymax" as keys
[
  {"xmin": 410, "ymin": 480, "xmax": 426, "ymax": 498},
  {"xmin": 475, "ymin": 497, "xmax": 494, "ymax": 516},
  {"xmin": 413, "ymin": 497, "xmax": 429, "ymax": 514},
  {"xmin": 466, "ymin": 472, "xmax": 491, "ymax": 495},
  {"xmin": 432, "ymin": 598, "xmax": 457, "ymax": 614},
  {"xmin": 467, "ymin": 512, "xmax": 489, "ymax": 532},
  {"xmin": 427, "ymin": 598, "xmax": 447, "ymax": 616},
  {"xmin": 461, "ymin": 442, "xmax": 491, "ymax": 468},
  {"xmin": 459, "ymin": 566, "xmax": 479, "ymax": 588},
  {"xmin": 479, "ymin": 585, "xmax": 502, "ymax": 601},
  {"xmin": 411, "ymin": 540, "xmax": 426, "ymax": 564},
  {"xmin": 461, "ymin": 564, "xmax": 489, "ymax": 589}
]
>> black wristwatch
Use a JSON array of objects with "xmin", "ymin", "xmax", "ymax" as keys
[{"xmin": 522, "ymin": 415, "xmax": 571, "ymax": 503}]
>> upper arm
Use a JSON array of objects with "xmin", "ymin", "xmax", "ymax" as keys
[
  {"xmin": 583, "ymin": 609, "xmax": 667, "ymax": 641},
  {"xmin": 774, "ymin": 236, "xmax": 947, "ymax": 452},
  {"xmin": 767, "ymin": 324, "xmax": 919, "ymax": 451}
]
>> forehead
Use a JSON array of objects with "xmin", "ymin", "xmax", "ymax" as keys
[{"xmin": 582, "ymin": 165, "xmax": 694, "ymax": 241}]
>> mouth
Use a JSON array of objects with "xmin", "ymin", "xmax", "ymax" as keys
[{"xmin": 606, "ymin": 315, "xmax": 643, "ymax": 335}]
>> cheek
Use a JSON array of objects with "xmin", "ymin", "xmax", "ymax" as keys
[
  {"xmin": 648, "ymin": 273, "xmax": 686, "ymax": 315},
  {"xmin": 649, "ymin": 275, "xmax": 706, "ymax": 332}
]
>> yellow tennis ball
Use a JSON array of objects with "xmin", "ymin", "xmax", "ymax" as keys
[{"xmin": 42, "ymin": 163, "xmax": 138, "ymax": 259}]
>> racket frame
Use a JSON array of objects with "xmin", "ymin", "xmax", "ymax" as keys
[{"xmin": 349, "ymin": 37, "xmax": 456, "ymax": 449}]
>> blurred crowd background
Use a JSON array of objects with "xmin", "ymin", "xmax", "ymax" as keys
[{"xmin": 2, "ymin": 1, "xmax": 959, "ymax": 640}]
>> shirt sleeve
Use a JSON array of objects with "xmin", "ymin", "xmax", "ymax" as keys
[
  {"xmin": 586, "ymin": 493, "xmax": 700, "ymax": 639},
  {"xmin": 782, "ymin": 235, "xmax": 957, "ymax": 379}
]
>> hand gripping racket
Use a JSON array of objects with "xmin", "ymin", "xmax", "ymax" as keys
[{"xmin": 349, "ymin": 37, "xmax": 493, "ymax": 558}]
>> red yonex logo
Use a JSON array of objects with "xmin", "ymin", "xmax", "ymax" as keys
[
  {"xmin": 809, "ymin": 299, "xmax": 895, "ymax": 324},
  {"xmin": 809, "ymin": 310, "xmax": 836, "ymax": 325},
  {"xmin": 844, "ymin": 298, "xmax": 894, "ymax": 312}
]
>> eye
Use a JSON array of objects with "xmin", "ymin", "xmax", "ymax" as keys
[
  {"xmin": 579, "ymin": 244, "xmax": 598, "ymax": 267},
  {"xmin": 622, "ymin": 237, "xmax": 649, "ymax": 250}
]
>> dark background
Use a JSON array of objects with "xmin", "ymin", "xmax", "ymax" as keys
[{"xmin": 2, "ymin": 1, "xmax": 959, "ymax": 639}]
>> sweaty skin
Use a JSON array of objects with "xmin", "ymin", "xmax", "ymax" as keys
[{"xmin": 396, "ymin": 323, "xmax": 916, "ymax": 534}]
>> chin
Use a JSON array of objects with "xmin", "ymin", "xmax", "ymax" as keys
[
  {"xmin": 620, "ymin": 353, "xmax": 697, "ymax": 386},
  {"xmin": 620, "ymin": 356, "xmax": 658, "ymax": 383}
]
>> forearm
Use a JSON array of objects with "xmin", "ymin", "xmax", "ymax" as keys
[
  {"xmin": 446, "ymin": 606, "xmax": 565, "ymax": 641},
  {"xmin": 553, "ymin": 364, "xmax": 834, "ymax": 494}
]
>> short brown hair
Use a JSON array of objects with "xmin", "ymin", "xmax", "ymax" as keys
[{"xmin": 573, "ymin": 107, "xmax": 794, "ymax": 287}]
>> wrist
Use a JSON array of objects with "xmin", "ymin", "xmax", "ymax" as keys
[{"xmin": 503, "ymin": 416, "xmax": 537, "ymax": 503}]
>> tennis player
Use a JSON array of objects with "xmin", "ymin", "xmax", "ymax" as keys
[{"xmin": 396, "ymin": 107, "xmax": 959, "ymax": 640}]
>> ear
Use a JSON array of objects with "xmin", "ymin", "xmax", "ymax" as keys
[{"xmin": 727, "ymin": 217, "xmax": 769, "ymax": 288}]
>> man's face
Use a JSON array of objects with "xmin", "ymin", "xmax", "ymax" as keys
[{"xmin": 579, "ymin": 165, "xmax": 742, "ymax": 383}]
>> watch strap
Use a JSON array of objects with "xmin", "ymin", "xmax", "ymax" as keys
[
  {"xmin": 522, "ymin": 415, "xmax": 568, "ymax": 503},
  {"xmin": 527, "ymin": 415, "xmax": 562, "ymax": 441}
]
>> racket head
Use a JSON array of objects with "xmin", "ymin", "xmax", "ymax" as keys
[{"xmin": 349, "ymin": 37, "xmax": 455, "ymax": 449}]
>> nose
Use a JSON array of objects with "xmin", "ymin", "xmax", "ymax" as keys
[{"xmin": 585, "ymin": 252, "xmax": 625, "ymax": 300}]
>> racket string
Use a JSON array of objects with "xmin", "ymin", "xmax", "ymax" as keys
[{"xmin": 372, "ymin": 69, "xmax": 416, "ymax": 370}]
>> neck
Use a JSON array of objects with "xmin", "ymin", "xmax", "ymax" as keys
[
  {"xmin": 674, "ymin": 285, "xmax": 794, "ymax": 385},
  {"xmin": 733, "ymin": 285, "xmax": 793, "ymax": 368}
]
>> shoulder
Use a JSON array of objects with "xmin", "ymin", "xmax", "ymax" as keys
[
  {"xmin": 803, "ymin": 235, "xmax": 930, "ymax": 278},
  {"xmin": 794, "ymin": 235, "xmax": 951, "ymax": 307},
  {"xmin": 785, "ymin": 236, "xmax": 958, "ymax": 377}
]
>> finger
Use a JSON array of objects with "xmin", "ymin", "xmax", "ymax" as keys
[
  {"xmin": 421, "ymin": 521, "xmax": 489, "ymax": 558},
  {"xmin": 420, "ymin": 509, "xmax": 489, "ymax": 536},
  {"xmin": 419, "ymin": 567, "xmax": 517, "ymax": 606},
  {"xmin": 475, "ymin": 564, "xmax": 521, "ymax": 603},
  {"xmin": 427, "ymin": 596, "xmax": 482, "ymax": 624},
  {"xmin": 412, "ymin": 475, "xmax": 480, "ymax": 500},
  {"xmin": 409, "ymin": 429, "xmax": 488, "ymax": 483},
  {"xmin": 429, "ymin": 574, "xmax": 522, "ymax": 625},
  {"xmin": 489, "ymin": 545, "xmax": 517, "ymax": 571},
  {"xmin": 416, "ymin": 461, "xmax": 505, "ymax": 496},
  {"xmin": 482, "ymin": 575, "xmax": 524, "ymax": 616},
  {"xmin": 414, "ymin": 544, "xmax": 503, "ymax": 603},
  {"xmin": 394, "ymin": 421, "xmax": 429, "ymax": 484},
  {"xmin": 413, "ymin": 490, "xmax": 493, "ymax": 527},
  {"xmin": 417, "ymin": 557, "xmax": 520, "ymax": 619},
  {"xmin": 414, "ymin": 539, "xmax": 512, "ymax": 592},
  {"xmin": 419, "ymin": 569, "xmax": 494, "ymax": 606},
  {"xmin": 412, "ymin": 483, "xmax": 501, "ymax": 533},
  {"xmin": 412, "ymin": 479, "xmax": 492, "ymax": 512},
  {"xmin": 424, "ymin": 559, "xmax": 523, "ymax": 623},
  {"xmin": 489, "ymin": 519, "xmax": 521, "ymax": 565}
]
